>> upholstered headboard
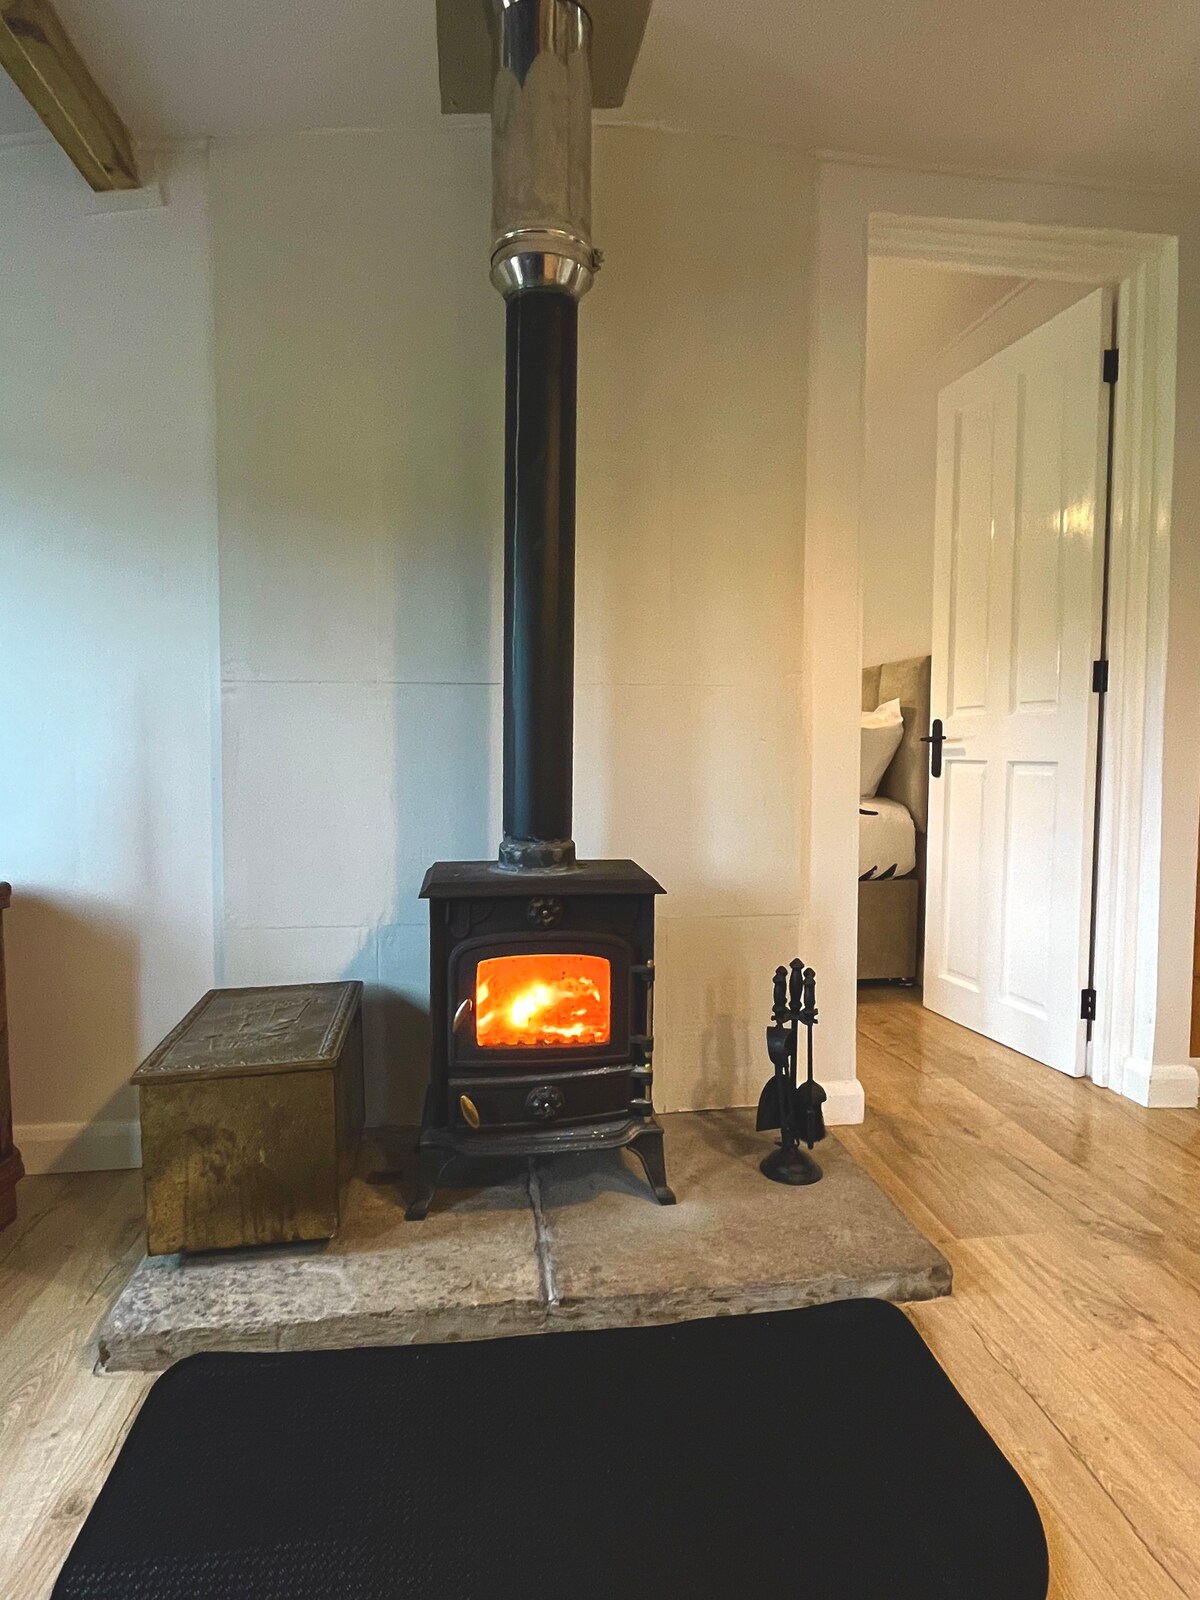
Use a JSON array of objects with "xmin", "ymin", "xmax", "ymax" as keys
[{"xmin": 861, "ymin": 655, "xmax": 932, "ymax": 835}]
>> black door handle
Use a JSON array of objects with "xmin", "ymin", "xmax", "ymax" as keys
[{"xmin": 920, "ymin": 718, "xmax": 945, "ymax": 779}]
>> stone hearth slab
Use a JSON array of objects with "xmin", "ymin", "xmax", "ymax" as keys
[
  {"xmin": 98, "ymin": 1144, "xmax": 544, "ymax": 1373},
  {"xmin": 538, "ymin": 1111, "xmax": 950, "ymax": 1327},
  {"xmin": 97, "ymin": 1113, "xmax": 950, "ymax": 1373}
]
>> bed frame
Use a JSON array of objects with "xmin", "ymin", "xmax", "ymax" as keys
[{"xmin": 859, "ymin": 656, "xmax": 931, "ymax": 982}]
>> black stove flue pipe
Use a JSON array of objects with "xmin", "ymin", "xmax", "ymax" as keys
[
  {"xmin": 500, "ymin": 291, "xmax": 579, "ymax": 868},
  {"xmin": 490, "ymin": 0, "xmax": 598, "ymax": 871}
]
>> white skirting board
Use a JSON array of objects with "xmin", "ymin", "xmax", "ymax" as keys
[
  {"xmin": 15, "ymin": 1079, "xmax": 867, "ymax": 1175},
  {"xmin": 819, "ymin": 1076, "xmax": 866, "ymax": 1125},
  {"xmin": 23, "ymin": 1066, "xmax": 1192, "ymax": 1172},
  {"xmin": 16, "ymin": 1120, "xmax": 142, "ymax": 1175},
  {"xmin": 1116, "ymin": 1060, "xmax": 1200, "ymax": 1109}
]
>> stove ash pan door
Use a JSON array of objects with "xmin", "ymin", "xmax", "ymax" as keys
[{"xmin": 448, "ymin": 933, "xmax": 635, "ymax": 1072}]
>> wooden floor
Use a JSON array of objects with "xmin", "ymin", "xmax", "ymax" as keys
[
  {"xmin": 849, "ymin": 990, "xmax": 1200, "ymax": 1600},
  {"xmin": 2, "ymin": 991, "xmax": 1199, "ymax": 1596},
  {"xmin": 0, "ymin": 1168, "xmax": 150, "ymax": 1598}
]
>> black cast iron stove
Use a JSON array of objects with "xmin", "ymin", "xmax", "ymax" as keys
[
  {"xmin": 408, "ymin": 859, "xmax": 670, "ymax": 1219},
  {"xmin": 407, "ymin": 0, "xmax": 674, "ymax": 1219}
]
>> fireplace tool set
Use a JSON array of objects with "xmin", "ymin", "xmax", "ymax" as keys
[{"xmin": 756, "ymin": 961, "xmax": 828, "ymax": 1185}]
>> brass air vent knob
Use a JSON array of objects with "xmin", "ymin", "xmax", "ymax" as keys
[{"xmin": 459, "ymin": 1094, "xmax": 481, "ymax": 1130}]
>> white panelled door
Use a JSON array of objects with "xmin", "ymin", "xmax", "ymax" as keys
[{"xmin": 923, "ymin": 289, "xmax": 1110, "ymax": 1076}]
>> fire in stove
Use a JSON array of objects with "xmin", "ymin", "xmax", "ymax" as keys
[{"xmin": 475, "ymin": 953, "xmax": 611, "ymax": 1049}]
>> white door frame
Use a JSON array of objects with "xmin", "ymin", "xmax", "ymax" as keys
[{"xmin": 799, "ymin": 162, "xmax": 1196, "ymax": 1110}]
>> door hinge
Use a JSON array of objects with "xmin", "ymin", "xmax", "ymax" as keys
[
  {"xmin": 1103, "ymin": 347, "xmax": 1119, "ymax": 385},
  {"xmin": 1080, "ymin": 988, "xmax": 1097, "ymax": 1023},
  {"xmin": 1092, "ymin": 658, "xmax": 1110, "ymax": 694}
]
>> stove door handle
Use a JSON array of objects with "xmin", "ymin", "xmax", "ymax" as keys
[{"xmin": 634, "ymin": 959, "xmax": 656, "ymax": 1047}]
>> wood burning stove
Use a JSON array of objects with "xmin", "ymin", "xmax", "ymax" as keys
[
  {"xmin": 407, "ymin": 0, "xmax": 674, "ymax": 1218},
  {"xmin": 407, "ymin": 861, "xmax": 672, "ymax": 1218}
]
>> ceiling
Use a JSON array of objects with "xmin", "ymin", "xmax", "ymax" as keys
[{"xmin": 1, "ymin": 0, "xmax": 1198, "ymax": 188}]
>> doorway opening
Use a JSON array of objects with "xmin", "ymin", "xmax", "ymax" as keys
[
  {"xmin": 857, "ymin": 261, "xmax": 1111, "ymax": 1079},
  {"xmin": 799, "ymin": 186, "xmax": 1188, "ymax": 1109}
]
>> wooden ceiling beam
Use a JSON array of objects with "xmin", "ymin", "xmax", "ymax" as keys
[{"xmin": 0, "ymin": 0, "xmax": 138, "ymax": 190}]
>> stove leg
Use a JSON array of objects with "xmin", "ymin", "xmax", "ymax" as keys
[
  {"xmin": 628, "ymin": 1123, "xmax": 676, "ymax": 1205},
  {"xmin": 406, "ymin": 1144, "xmax": 454, "ymax": 1221}
]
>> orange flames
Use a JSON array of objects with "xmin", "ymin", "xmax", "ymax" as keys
[{"xmin": 475, "ymin": 953, "xmax": 611, "ymax": 1049}]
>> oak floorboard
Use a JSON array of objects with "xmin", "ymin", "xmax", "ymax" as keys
[
  {"xmin": 0, "ymin": 1173, "xmax": 147, "ymax": 1598},
  {"xmin": 948, "ymin": 1232, "xmax": 1200, "ymax": 1595},
  {"xmin": 853, "ymin": 987, "xmax": 1200, "ymax": 1597},
  {"xmin": 906, "ymin": 1298, "xmax": 1187, "ymax": 1600}
]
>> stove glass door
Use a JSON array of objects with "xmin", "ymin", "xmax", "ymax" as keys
[{"xmin": 474, "ymin": 952, "xmax": 611, "ymax": 1049}]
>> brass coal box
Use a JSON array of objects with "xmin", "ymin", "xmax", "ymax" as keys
[{"xmin": 134, "ymin": 982, "xmax": 363, "ymax": 1256}]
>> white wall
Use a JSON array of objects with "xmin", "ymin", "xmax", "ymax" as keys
[
  {"xmin": 861, "ymin": 267, "xmax": 1094, "ymax": 667},
  {"xmin": 0, "ymin": 124, "xmax": 826, "ymax": 1170},
  {"xmin": 0, "ymin": 143, "xmax": 219, "ymax": 1172},
  {"xmin": 211, "ymin": 125, "xmax": 827, "ymax": 1124}
]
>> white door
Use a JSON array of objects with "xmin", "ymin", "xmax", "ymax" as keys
[{"xmin": 923, "ymin": 289, "xmax": 1110, "ymax": 1076}]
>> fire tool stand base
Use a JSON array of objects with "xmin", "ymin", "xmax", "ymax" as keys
[{"xmin": 760, "ymin": 1142, "xmax": 823, "ymax": 1186}]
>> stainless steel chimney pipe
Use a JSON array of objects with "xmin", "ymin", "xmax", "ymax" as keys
[
  {"xmin": 490, "ymin": 0, "xmax": 600, "ymax": 300},
  {"xmin": 491, "ymin": 0, "xmax": 596, "ymax": 870}
]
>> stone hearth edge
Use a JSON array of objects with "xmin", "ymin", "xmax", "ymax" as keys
[{"xmin": 97, "ymin": 1110, "xmax": 951, "ymax": 1373}]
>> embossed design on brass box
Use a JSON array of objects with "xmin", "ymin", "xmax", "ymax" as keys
[{"xmin": 133, "ymin": 982, "xmax": 363, "ymax": 1256}]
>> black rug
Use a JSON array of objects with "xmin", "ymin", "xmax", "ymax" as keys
[{"xmin": 56, "ymin": 1300, "xmax": 1048, "ymax": 1599}]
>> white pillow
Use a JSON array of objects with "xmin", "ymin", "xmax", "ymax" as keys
[{"xmin": 861, "ymin": 698, "xmax": 904, "ymax": 797}]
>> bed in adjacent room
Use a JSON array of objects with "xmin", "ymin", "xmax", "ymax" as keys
[{"xmin": 858, "ymin": 655, "xmax": 931, "ymax": 983}]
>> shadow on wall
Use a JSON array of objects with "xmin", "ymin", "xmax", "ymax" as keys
[
  {"xmin": 6, "ymin": 894, "xmax": 140, "ymax": 1144},
  {"xmin": 358, "ymin": 668, "xmax": 498, "ymax": 1127},
  {"xmin": 363, "ymin": 982, "xmax": 431, "ymax": 1128},
  {"xmin": 695, "ymin": 974, "xmax": 754, "ymax": 1113}
]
